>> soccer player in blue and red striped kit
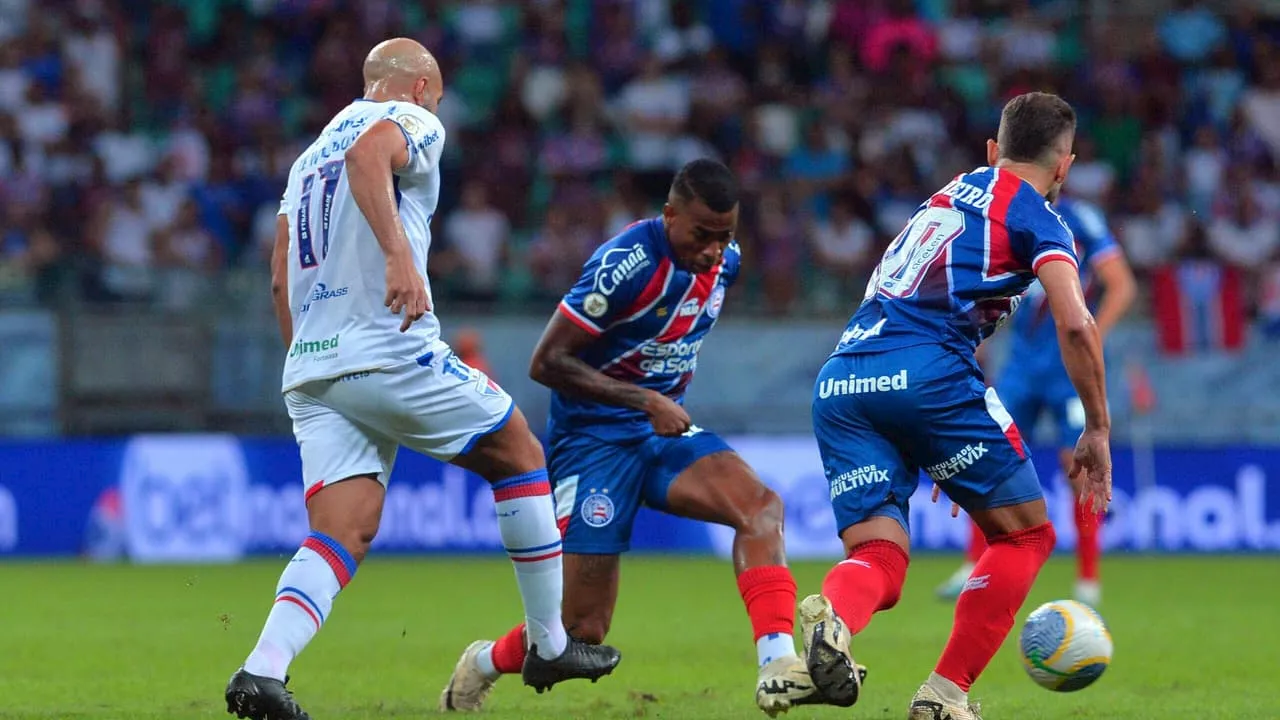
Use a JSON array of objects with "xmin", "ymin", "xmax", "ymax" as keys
[
  {"xmin": 936, "ymin": 194, "xmax": 1135, "ymax": 608},
  {"xmin": 797, "ymin": 93, "xmax": 1114, "ymax": 719},
  {"xmin": 442, "ymin": 159, "xmax": 855, "ymax": 716}
]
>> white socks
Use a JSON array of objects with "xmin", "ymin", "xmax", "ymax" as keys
[
  {"xmin": 492, "ymin": 470, "xmax": 568, "ymax": 660},
  {"xmin": 244, "ymin": 531, "xmax": 356, "ymax": 680}
]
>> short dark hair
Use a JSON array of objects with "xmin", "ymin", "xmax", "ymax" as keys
[
  {"xmin": 670, "ymin": 158, "xmax": 739, "ymax": 213},
  {"xmin": 997, "ymin": 92, "xmax": 1077, "ymax": 167}
]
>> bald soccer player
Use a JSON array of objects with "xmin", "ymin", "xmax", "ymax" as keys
[{"xmin": 223, "ymin": 39, "xmax": 620, "ymax": 720}]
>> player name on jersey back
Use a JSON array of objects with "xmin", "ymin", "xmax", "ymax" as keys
[
  {"xmin": 833, "ymin": 166, "xmax": 1079, "ymax": 359},
  {"xmin": 279, "ymin": 99, "xmax": 447, "ymax": 392},
  {"xmin": 549, "ymin": 218, "xmax": 741, "ymax": 442}
]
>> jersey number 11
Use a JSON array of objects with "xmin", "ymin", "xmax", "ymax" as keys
[{"xmin": 296, "ymin": 159, "xmax": 345, "ymax": 268}]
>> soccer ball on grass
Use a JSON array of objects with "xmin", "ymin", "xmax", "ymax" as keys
[{"xmin": 1018, "ymin": 599, "xmax": 1113, "ymax": 692}]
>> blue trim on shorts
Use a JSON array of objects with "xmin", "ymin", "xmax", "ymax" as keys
[
  {"xmin": 459, "ymin": 401, "xmax": 515, "ymax": 456},
  {"xmin": 415, "ymin": 351, "xmax": 434, "ymax": 367}
]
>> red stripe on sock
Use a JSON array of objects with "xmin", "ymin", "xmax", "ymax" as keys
[
  {"xmin": 277, "ymin": 595, "xmax": 321, "ymax": 630},
  {"xmin": 491, "ymin": 623, "xmax": 527, "ymax": 674},
  {"xmin": 821, "ymin": 540, "xmax": 909, "ymax": 636},
  {"xmin": 510, "ymin": 550, "xmax": 563, "ymax": 563},
  {"xmin": 935, "ymin": 522, "xmax": 1056, "ymax": 691},
  {"xmin": 736, "ymin": 565, "xmax": 798, "ymax": 640},
  {"xmin": 1075, "ymin": 502, "xmax": 1101, "ymax": 581},
  {"xmin": 493, "ymin": 481, "xmax": 552, "ymax": 503},
  {"xmin": 302, "ymin": 536, "xmax": 354, "ymax": 588},
  {"xmin": 967, "ymin": 520, "xmax": 987, "ymax": 563}
]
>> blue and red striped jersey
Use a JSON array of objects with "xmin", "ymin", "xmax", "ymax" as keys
[
  {"xmin": 1006, "ymin": 197, "xmax": 1122, "ymax": 374},
  {"xmin": 833, "ymin": 166, "xmax": 1079, "ymax": 360},
  {"xmin": 550, "ymin": 218, "xmax": 741, "ymax": 442}
]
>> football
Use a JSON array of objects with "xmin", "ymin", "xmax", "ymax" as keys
[{"xmin": 1019, "ymin": 600, "xmax": 1114, "ymax": 692}]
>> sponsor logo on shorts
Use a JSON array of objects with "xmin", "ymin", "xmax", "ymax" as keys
[
  {"xmin": 817, "ymin": 369, "xmax": 908, "ymax": 399},
  {"xmin": 581, "ymin": 491, "xmax": 615, "ymax": 528},
  {"xmin": 839, "ymin": 318, "xmax": 887, "ymax": 345},
  {"xmin": 335, "ymin": 371, "xmax": 370, "ymax": 383},
  {"xmin": 288, "ymin": 333, "xmax": 339, "ymax": 361},
  {"xmin": 829, "ymin": 465, "xmax": 891, "ymax": 499},
  {"xmin": 593, "ymin": 245, "xmax": 651, "ymax": 296},
  {"xmin": 925, "ymin": 443, "xmax": 989, "ymax": 482},
  {"xmin": 707, "ymin": 285, "xmax": 725, "ymax": 319}
]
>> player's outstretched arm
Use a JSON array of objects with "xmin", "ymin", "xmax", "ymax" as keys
[
  {"xmin": 1038, "ymin": 259, "xmax": 1112, "ymax": 510},
  {"xmin": 270, "ymin": 214, "xmax": 292, "ymax": 348},
  {"xmin": 530, "ymin": 312, "xmax": 692, "ymax": 436},
  {"xmin": 345, "ymin": 120, "xmax": 429, "ymax": 331}
]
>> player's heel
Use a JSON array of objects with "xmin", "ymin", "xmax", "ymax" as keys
[{"xmin": 798, "ymin": 594, "xmax": 861, "ymax": 708}]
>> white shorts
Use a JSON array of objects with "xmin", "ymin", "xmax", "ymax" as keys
[{"xmin": 285, "ymin": 341, "xmax": 514, "ymax": 499}]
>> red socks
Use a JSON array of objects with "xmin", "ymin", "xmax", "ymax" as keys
[
  {"xmin": 491, "ymin": 623, "xmax": 527, "ymax": 674},
  {"xmin": 935, "ymin": 522, "xmax": 1056, "ymax": 691},
  {"xmin": 820, "ymin": 540, "xmax": 910, "ymax": 635},
  {"xmin": 966, "ymin": 520, "xmax": 987, "ymax": 563},
  {"xmin": 1075, "ymin": 502, "xmax": 1100, "ymax": 581},
  {"xmin": 736, "ymin": 565, "xmax": 798, "ymax": 640}
]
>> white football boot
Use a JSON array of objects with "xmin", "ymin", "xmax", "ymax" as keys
[
  {"xmin": 1074, "ymin": 579, "xmax": 1102, "ymax": 608},
  {"xmin": 798, "ymin": 594, "xmax": 863, "ymax": 708},
  {"xmin": 908, "ymin": 678, "xmax": 983, "ymax": 720},
  {"xmin": 935, "ymin": 562, "xmax": 975, "ymax": 601},
  {"xmin": 440, "ymin": 640, "xmax": 498, "ymax": 711}
]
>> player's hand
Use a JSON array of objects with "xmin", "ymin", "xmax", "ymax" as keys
[
  {"xmin": 643, "ymin": 390, "xmax": 692, "ymax": 437},
  {"xmin": 384, "ymin": 255, "xmax": 430, "ymax": 332},
  {"xmin": 1069, "ymin": 428, "xmax": 1112, "ymax": 514},
  {"xmin": 931, "ymin": 483, "xmax": 961, "ymax": 518}
]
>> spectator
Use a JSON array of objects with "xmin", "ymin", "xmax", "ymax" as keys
[
  {"xmin": 1158, "ymin": 0, "xmax": 1226, "ymax": 64},
  {"xmin": 91, "ymin": 180, "xmax": 154, "ymax": 301},
  {"xmin": 528, "ymin": 206, "xmax": 594, "ymax": 302},
  {"xmin": 1207, "ymin": 192, "xmax": 1280, "ymax": 270},
  {"xmin": 155, "ymin": 199, "xmax": 222, "ymax": 310},
  {"xmin": 809, "ymin": 197, "xmax": 875, "ymax": 285},
  {"xmin": 441, "ymin": 181, "xmax": 510, "ymax": 305}
]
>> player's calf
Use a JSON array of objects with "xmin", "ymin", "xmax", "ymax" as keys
[{"xmin": 931, "ymin": 518, "xmax": 1055, "ymax": 707}]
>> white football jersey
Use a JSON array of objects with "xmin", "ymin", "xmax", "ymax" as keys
[{"xmin": 278, "ymin": 99, "xmax": 446, "ymax": 392}]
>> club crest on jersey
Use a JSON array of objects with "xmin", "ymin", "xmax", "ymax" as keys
[
  {"xmin": 583, "ymin": 292, "xmax": 609, "ymax": 318},
  {"xmin": 475, "ymin": 373, "xmax": 503, "ymax": 398},
  {"xmin": 707, "ymin": 285, "xmax": 725, "ymax": 319},
  {"xmin": 581, "ymin": 491, "xmax": 615, "ymax": 527}
]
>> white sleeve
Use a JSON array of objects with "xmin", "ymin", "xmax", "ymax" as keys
[{"xmin": 384, "ymin": 104, "xmax": 445, "ymax": 178}]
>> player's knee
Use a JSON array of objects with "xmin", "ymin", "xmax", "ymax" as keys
[
  {"xmin": 740, "ymin": 486, "xmax": 785, "ymax": 538},
  {"xmin": 312, "ymin": 522, "xmax": 378, "ymax": 564},
  {"xmin": 990, "ymin": 520, "xmax": 1057, "ymax": 563}
]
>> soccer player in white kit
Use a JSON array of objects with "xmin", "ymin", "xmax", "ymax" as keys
[{"xmin": 224, "ymin": 39, "xmax": 620, "ymax": 720}]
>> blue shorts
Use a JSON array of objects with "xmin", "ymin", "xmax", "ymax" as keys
[
  {"xmin": 812, "ymin": 345, "xmax": 1042, "ymax": 536},
  {"xmin": 549, "ymin": 427, "xmax": 732, "ymax": 554},
  {"xmin": 996, "ymin": 365, "xmax": 1083, "ymax": 450}
]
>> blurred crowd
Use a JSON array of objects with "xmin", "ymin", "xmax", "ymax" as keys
[{"xmin": 3, "ymin": 0, "xmax": 1280, "ymax": 330}]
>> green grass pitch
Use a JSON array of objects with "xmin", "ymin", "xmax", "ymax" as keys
[{"xmin": 0, "ymin": 555, "xmax": 1272, "ymax": 719}]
